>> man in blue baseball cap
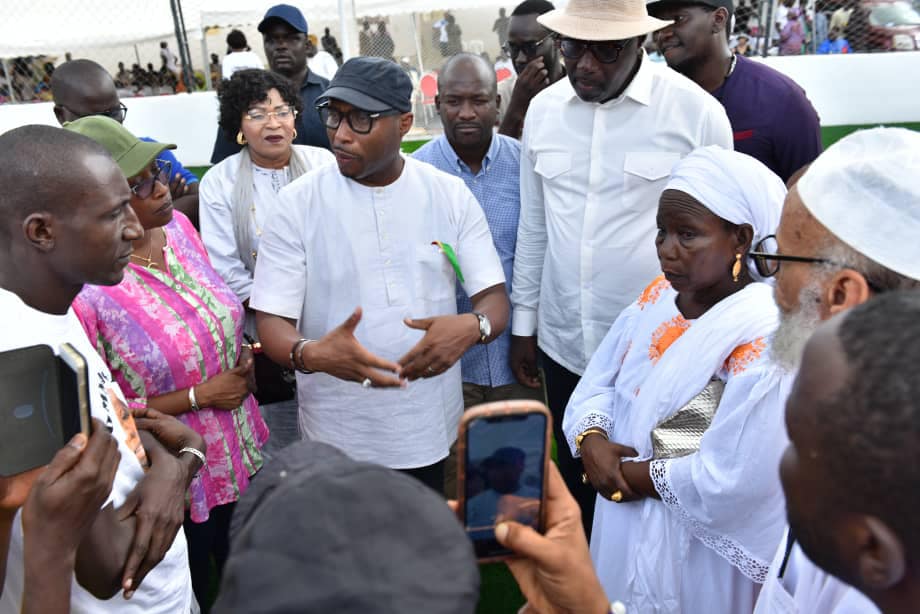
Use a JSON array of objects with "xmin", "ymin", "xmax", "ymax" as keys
[
  {"xmin": 210, "ymin": 4, "xmax": 331, "ymax": 163},
  {"xmin": 250, "ymin": 57, "xmax": 510, "ymax": 493}
]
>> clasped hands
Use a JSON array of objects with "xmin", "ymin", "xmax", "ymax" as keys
[
  {"xmin": 304, "ymin": 306, "xmax": 480, "ymax": 387},
  {"xmin": 580, "ymin": 436, "xmax": 644, "ymax": 504}
]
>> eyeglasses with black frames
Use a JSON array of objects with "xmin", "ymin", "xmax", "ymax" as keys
[
  {"xmin": 502, "ymin": 33, "xmax": 554, "ymax": 59},
  {"xmin": 130, "ymin": 160, "xmax": 171, "ymax": 199},
  {"xmin": 316, "ymin": 103, "xmax": 401, "ymax": 135},
  {"xmin": 748, "ymin": 234, "xmax": 886, "ymax": 293},
  {"xmin": 556, "ymin": 38, "xmax": 627, "ymax": 64},
  {"xmin": 63, "ymin": 102, "xmax": 129, "ymax": 123}
]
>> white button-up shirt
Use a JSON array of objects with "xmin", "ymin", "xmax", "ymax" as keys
[
  {"xmin": 249, "ymin": 158, "xmax": 505, "ymax": 468},
  {"xmin": 511, "ymin": 51, "xmax": 733, "ymax": 375}
]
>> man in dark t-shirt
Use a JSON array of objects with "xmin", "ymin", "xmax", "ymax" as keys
[
  {"xmin": 210, "ymin": 4, "xmax": 330, "ymax": 164},
  {"xmin": 649, "ymin": 0, "xmax": 822, "ymax": 182}
]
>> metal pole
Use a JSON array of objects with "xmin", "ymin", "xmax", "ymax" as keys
[
  {"xmin": 1, "ymin": 58, "xmax": 17, "ymax": 103},
  {"xmin": 169, "ymin": 0, "xmax": 194, "ymax": 92},
  {"xmin": 411, "ymin": 13, "xmax": 426, "ymax": 74},
  {"xmin": 200, "ymin": 34, "xmax": 212, "ymax": 91},
  {"xmin": 762, "ymin": 0, "xmax": 775, "ymax": 57}
]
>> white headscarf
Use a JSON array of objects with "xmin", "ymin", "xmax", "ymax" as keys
[
  {"xmin": 665, "ymin": 146, "xmax": 786, "ymax": 282},
  {"xmin": 798, "ymin": 127, "xmax": 920, "ymax": 281}
]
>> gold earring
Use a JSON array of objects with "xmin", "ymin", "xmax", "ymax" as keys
[
  {"xmin": 732, "ymin": 253, "xmax": 743, "ymax": 283},
  {"xmin": 292, "ymin": 128, "xmax": 298, "ymax": 140},
  {"xmin": 236, "ymin": 131, "xmax": 247, "ymax": 146}
]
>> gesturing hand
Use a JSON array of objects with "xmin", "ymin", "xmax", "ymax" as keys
[
  {"xmin": 307, "ymin": 307, "xmax": 404, "ymax": 388},
  {"xmin": 494, "ymin": 462, "xmax": 610, "ymax": 614},
  {"xmin": 398, "ymin": 313, "xmax": 479, "ymax": 381},
  {"xmin": 580, "ymin": 436, "xmax": 640, "ymax": 503}
]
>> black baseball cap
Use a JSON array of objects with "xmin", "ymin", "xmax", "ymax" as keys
[
  {"xmin": 214, "ymin": 440, "xmax": 480, "ymax": 614},
  {"xmin": 316, "ymin": 57, "xmax": 413, "ymax": 113},
  {"xmin": 258, "ymin": 4, "xmax": 308, "ymax": 34},
  {"xmin": 646, "ymin": 0, "xmax": 734, "ymax": 16}
]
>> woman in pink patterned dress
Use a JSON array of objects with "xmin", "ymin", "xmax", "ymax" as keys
[{"xmin": 65, "ymin": 116, "xmax": 267, "ymax": 608}]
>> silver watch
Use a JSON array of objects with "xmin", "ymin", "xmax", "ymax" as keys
[{"xmin": 473, "ymin": 311, "xmax": 491, "ymax": 343}]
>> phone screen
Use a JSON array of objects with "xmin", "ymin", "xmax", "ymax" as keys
[{"xmin": 463, "ymin": 411, "xmax": 547, "ymax": 559}]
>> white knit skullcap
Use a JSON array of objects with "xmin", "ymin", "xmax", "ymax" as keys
[{"xmin": 797, "ymin": 127, "xmax": 920, "ymax": 280}]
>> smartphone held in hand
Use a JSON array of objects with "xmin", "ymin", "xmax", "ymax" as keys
[
  {"xmin": 457, "ymin": 400, "xmax": 551, "ymax": 562},
  {"xmin": 0, "ymin": 343, "xmax": 92, "ymax": 476}
]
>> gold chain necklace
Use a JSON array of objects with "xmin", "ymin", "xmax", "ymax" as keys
[{"xmin": 130, "ymin": 228, "xmax": 167, "ymax": 269}]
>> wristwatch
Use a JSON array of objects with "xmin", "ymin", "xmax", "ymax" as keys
[{"xmin": 472, "ymin": 311, "xmax": 491, "ymax": 343}]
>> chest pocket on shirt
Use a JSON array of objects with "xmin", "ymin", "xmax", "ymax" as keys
[
  {"xmin": 623, "ymin": 152, "xmax": 681, "ymax": 211},
  {"xmin": 533, "ymin": 151, "xmax": 572, "ymax": 180},
  {"xmin": 414, "ymin": 243, "xmax": 456, "ymax": 302}
]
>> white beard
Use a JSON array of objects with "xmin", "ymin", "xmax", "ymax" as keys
[{"xmin": 772, "ymin": 280, "xmax": 824, "ymax": 372}]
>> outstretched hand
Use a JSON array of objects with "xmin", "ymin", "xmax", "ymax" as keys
[
  {"xmin": 398, "ymin": 314, "xmax": 479, "ymax": 381},
  {"xmin": 307, "ymin": 307, "xmax": 404, "ymax": 388}
]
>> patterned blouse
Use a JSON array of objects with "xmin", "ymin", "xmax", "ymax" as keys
[{"xmin": 73, "ymin": 212, "xmax": 268, "ymax": 523}]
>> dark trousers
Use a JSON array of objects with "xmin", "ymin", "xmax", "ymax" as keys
[
  {"xmin": 400, "ymin": 458, "xmax": 446, "ymax": 494},
  {"xmin": 541, "ymin": 350, "xmax": 596, "ymax": 540},
  {"xmin": 183, "ymin": 501, "xmax": 235, "ymax": 613}
]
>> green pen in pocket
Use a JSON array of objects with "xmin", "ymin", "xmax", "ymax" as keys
[{"xmin": 431, "ymin": 241, "xmax": 464, "ymax": 283}]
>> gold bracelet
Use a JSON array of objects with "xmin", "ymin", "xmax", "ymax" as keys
[
  {"xmin": 575, "ymin": 427, "xmax": 608, "ymax": 454},
  {"xmin": 188, "ymin": 385, "xmax": 200, "ymax": 412}
]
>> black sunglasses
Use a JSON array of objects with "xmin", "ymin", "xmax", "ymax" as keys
[
  {"xmin": 557, "ymin": 38, "xmax": 627, "ymax": 64},
  {"xmin": 316, "ymin": 102, "xmax": 400, "ymax": 135},
  {"xmin": 502, "ymin": 33, "xmax": 554, "ymax": 58},
  {"xmin": 130, "ymin": 160, "xmax": 171, "ymax": 199},
  {"xmin": 748, "ymin": 234, "xmax": 886, "ymax": 293}
]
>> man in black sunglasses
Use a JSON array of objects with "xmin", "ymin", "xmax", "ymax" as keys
[
  {"xmin": 50, "ymin": 59, "xmax": 201, "ymax": 228},
  {"xmin": 510, "ymin": 0, "xmax": 733, "ymax": 537},
  {"xmin": 497, "ymin": 0, "xmax": 565, "ymax": 139}
]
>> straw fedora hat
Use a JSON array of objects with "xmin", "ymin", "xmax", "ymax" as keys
[{"xmin": 538, "ymin": 0, "xmax": 673, "ymax": 41}]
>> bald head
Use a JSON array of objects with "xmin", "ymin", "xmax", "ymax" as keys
[
  {"xmin": 0, "ymin": 125, "xmax": 115, "ymax": 234},
  {"xmin": 438, "ymin": 53, "xmax": 497, "ymax": 96},
  {"xmin": 51, "ymin": 60, "xmax": 121, "ymax": 125}
]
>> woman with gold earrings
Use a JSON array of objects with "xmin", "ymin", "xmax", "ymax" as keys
[
  {"xmin": 564, "ymin": 146, "xmax": 790, "ymax": 613},
  {"xmin": 199, "ymin": 69, "xmax": 333, "ymax": 436}
]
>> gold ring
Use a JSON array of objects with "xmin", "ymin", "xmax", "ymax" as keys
[
  {"xmin": 581, "ymin": 472, "xmax": 588, "ymax": 484},
  {"xmin": 610, "ymin": 490, "xmax": 623, "ymax": 503}
]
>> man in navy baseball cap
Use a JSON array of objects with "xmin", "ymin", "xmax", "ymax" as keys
[{"xmin": 210, "ymin": 3, "xmax": 331, "ymax": 164}]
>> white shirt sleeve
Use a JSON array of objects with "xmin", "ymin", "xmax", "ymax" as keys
[
  {"xmin": 510, "ymin": 114, "xmax": 547, "ymax": 336},
  {"xmin": 199, "ymin": 160, "xmax": 255, "ymax": 302},
  {"xmin": 701, "ymin": 100, "xmax": 734, "ymax": 150},
  {"xmin": 249, "ymin": 182, "xmax": 309, "ymax": 320},
  {"xmin": 455, "ymin": 185, "xmax": 506, "ymax": 298}
]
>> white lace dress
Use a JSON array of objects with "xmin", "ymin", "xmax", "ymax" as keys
[{"xmin": 564, "ymin": 277, "xmax": 793, "ymax": 614}]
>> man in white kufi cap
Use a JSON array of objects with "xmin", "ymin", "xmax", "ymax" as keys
[
  {"xmin": 753, "ymin": 127, "xmax": 920, "ymax": 613},
  {"xmin": 510, "ymin": 0, "xmax": 733, "ymax": 535}
]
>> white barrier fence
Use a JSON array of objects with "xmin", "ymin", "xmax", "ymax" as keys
[{"xmin": 2, "ymin": 51, "xmax": 918, "ymax": 166}]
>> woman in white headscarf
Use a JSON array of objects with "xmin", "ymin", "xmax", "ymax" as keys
[{"xmin": 563, "ymin": 146, "xmax": 790, "ymax": 613}]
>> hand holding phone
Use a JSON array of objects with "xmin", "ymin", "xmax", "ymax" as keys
[{"xmin": 457, "ymin": 400, "xmax": 551, "ymax": 562}]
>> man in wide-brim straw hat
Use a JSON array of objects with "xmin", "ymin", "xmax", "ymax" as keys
[{"xmin": 509, "ymin": 0, "xmax": 733, "ymax": 540}]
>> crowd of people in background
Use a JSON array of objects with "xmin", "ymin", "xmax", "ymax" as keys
[{"xmin": 2, "ymin": 1, "xmax": 920, "ymax": 614}]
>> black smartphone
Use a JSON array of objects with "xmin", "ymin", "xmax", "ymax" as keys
[
  {"xmin": 58, "ymin": 342, "xmax": 92, "ymax": 440},
  {"xmin": 0, "ymin": 344, "xmax": 92, "ymax": 477},
  {"xmin": 457, "ymin": 400, "xmax": 551, "ymax": 562}
]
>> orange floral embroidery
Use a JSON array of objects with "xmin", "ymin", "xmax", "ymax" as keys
[
  {"xmin": 648, "ymin": 315, "xmax": 690, "ymax": 364},
  {"xmin": 637, "ymin": 275, "xmax": 670, "ymax": 310},
  {"xmin": 725, "ymin": 337, "xmax": 767, "ymax": 375}
]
